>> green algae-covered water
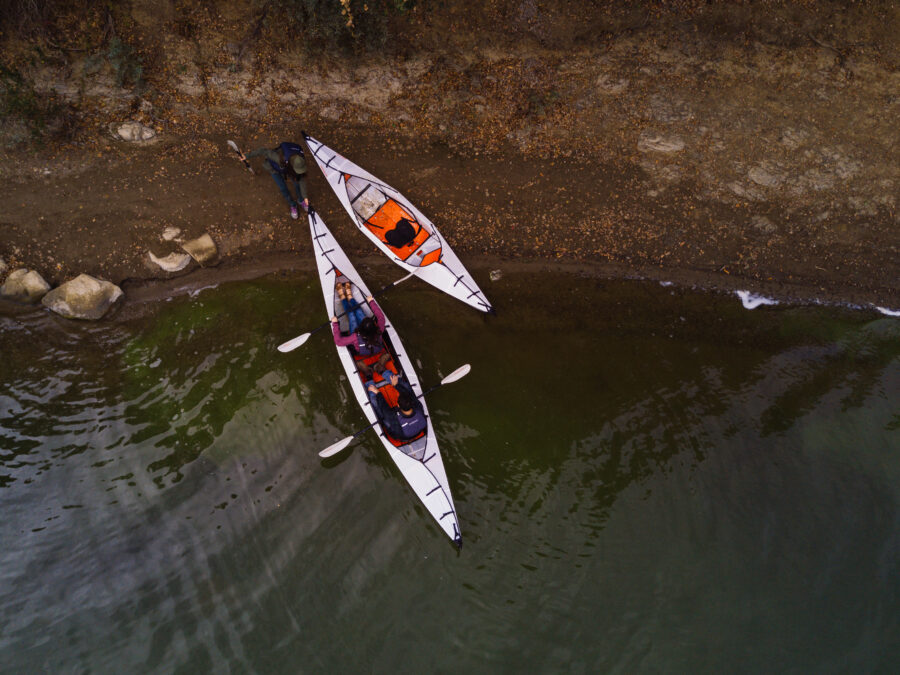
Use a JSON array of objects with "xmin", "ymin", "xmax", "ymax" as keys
[{"xmin": 1, "ymin": 270, "xmax": 898, "ymax": 672}]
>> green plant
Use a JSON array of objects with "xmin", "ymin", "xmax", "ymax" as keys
[
  {"xmin": 0, "ymin": 65, "xmax": 41, "ymax": 119},
  {"xmin": 107, "ymin": 36, "xmax": 143, "ymax": 89},
  {"xmin": 0, "ymin": 64, "xmax": 61, "ymax": 138},
  {"xmin": 276, "ymin": 0, "xmax": 418, "ymax": 53}
]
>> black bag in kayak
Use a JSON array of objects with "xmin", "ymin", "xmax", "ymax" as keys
[{"xmin": 385, "ymin": 218, "xmax": 417, "ymax": 248}]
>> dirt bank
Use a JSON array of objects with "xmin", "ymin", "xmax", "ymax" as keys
[{"xmin": 1, "ymin": 1, "xmax": 898, "ymax": 311}]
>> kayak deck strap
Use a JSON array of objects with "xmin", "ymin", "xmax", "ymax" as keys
[
  {"xmin": 350, "ymin": 183, "xmax": 370, "ymax": 205},
  {"xmin": 439, "ymin": 510, "xmax": 455, "ymax": 520},
  {"xmin": 423, "ymin": 452, "xmax": 435, "ymax": 464},
  {"xmin": 426, "ymin": 485, "xmax": 440, "ymax": 496}
]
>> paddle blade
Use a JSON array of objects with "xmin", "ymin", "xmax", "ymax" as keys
[
  {"xmin": 319, "ymin": 436, "xmax": 354, "ymax": 458},
  {"xmin": 441, "ymin": 363, "xmax": 471, "ymax": 385},
  {"xmin": 277, "ymin": 333, "xmax": 311, "ymax": 353},
  {"xmin": 227, "ymin": 140, "xmax": 239, "ymax": 151}
]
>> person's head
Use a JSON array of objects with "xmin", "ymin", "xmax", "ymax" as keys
[
  {"xmin": 397, "ymin": 391, "xmax": 416, "ymax": 414},
  {"xmin": 289, "ymin": 153, "xmax": 306, "ymax": 175},
  {"xmin": 358, "ymin": 316, "xmax": 378, "ymax": 341},
  {"xmin": 278, "ymin": 146, "xmax": 306, "ymax": 173}
]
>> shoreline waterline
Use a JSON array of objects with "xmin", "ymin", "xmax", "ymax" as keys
[{"xmin": 104, "ymin": 253, "xmax": 900, "ymax": 322}]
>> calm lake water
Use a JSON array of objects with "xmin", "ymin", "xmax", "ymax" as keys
[{"xmin": 1, "ymin": 269, "xmax": 898, "ymax": 673}]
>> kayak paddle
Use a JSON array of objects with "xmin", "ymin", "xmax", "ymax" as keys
[
  {"xmin": 318, "ymin": 364, "xmax": 472, "ymax": 458},
  {"xmin": 277, "ymin": 271, "xmax": 416, "ymax": 353},
  {"xmin": 227, "ymin": 140, "xmax": 254, "ymax": 174}
]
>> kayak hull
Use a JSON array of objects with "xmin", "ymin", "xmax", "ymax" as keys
[
  {"xmin": 304, "ymin": 132, "xmax": 493, "ymax": 314},
  {"xmin": 308, "ymin": 210, "xmax": 462, "ymax": 545}
]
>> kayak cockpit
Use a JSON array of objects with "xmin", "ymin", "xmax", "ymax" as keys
[
  {"xmin": 343, "ymin": 175, "xmax": 441, "ymax": 267},
  {"xmin": 334, "ymin": 274, "xmax": 429, "ymax": 461}
]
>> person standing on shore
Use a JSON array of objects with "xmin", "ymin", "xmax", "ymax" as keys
[{"xmin": 244, "ymin": 142, "xmax": 309, "ymax": 219}]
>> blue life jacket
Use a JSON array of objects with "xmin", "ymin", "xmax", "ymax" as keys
[{"xmin": 396, "ymin": 406, "xmax": 427, "ymax": 439}]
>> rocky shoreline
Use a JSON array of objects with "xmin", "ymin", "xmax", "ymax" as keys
[{"xmin": 1, "ymin": 2, "xmax": 898, "ymax": 318}]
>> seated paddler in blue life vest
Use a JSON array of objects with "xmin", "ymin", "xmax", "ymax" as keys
[
  {"xmin": 245, "ymin": 142, "xmax": 309, "ymax": 219},
  {"xmin": 367, "ymin": 372, "xmax": 427, "ymax": 441}
]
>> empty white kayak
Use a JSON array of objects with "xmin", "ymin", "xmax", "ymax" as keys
[
  {"xmin": 303, "ymin": 132, "xmax": 493, "ymax": 313},
  {"xmin": 307, "ymin": 209, "xmax": 462, "ymax": 545}
]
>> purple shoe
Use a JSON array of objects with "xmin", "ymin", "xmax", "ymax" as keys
[{"xmin": 290, "ymin": 205, "xmax": 299, "ymax": 220}]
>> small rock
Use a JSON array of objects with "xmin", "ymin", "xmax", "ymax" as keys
[
  {"xmin": 41, "ymin": 274, "xmax": 123, "ymax": 320},
  {"xmin": 181, "ymin": 233, "xmax": 218, "ymax": 266},
  {"xmin": 148, "ymin": 250, "xmax": 192, "ymax": 272},
  {"xmin": 0, "ymin": 268, "xmax": 51, "ymax": 304},
  {"xmin": 750, "ymin": 216, "xmax": 778, "ymax": 234},
  {"xmin": 321, "ymin": 105, "xmax": 342, "ymax": 121},
  {"xmin": 648, "ymin": 95, "xmax": 693, "ymax": 122},
  {"xmin": 797, "ymin": 169, "xmax": 834, "ymax": 192},
  {"xmin": 728, "ymin": 182, "xmax": 764, "ymax": 201},
  {"xmin": 847, "ymin": 196, "xmax": 878, "ymax": 217},
  {"xmin": 779, "ymin": 128, "xmax": 808, "ymax": 150},
  {"xmin": 162, "ymin": 226, "xmax": 182, "ymax": 241},
  {"xmin": 748, "ymin": 166, "xmax": 782, "ymax": 187},
  {"xmin": 637, "ymin": 132, "xmax": 685, "ymax": 154},
  {"xmin": 595, "ymin": 74, "xmax": 628, "ymax": 95},
  {"xmin": 489, "ymin": 269, "xmax": 503, "ymax": 282},
  {"xmin": 117, "ymin": 121, "xmax": 156, "ymax": 142}
]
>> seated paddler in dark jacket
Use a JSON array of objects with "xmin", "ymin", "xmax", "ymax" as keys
[{"xmin": 366, "ymin": 373, "xmax": 427, "ymax": 441}]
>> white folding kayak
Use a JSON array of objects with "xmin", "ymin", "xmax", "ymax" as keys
[
  {"xmin": 308, "ymin": 209, "xmax": 462, "ymax": 545},
  {"xmin": 303, "ymin": 132, "xmax": 493, "ymax": 314}
]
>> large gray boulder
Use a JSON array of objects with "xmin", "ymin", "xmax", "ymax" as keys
[
  {"xmin": 181, "ymin": 233, "xmax": 218, "ymax": 266},
  {"xmin": 0, "ymin": 268, "xmax": 51, "ymax": 303},
  {"xmin": 41, "ymin": 274, "xmax": 123, "ymax": 320}
]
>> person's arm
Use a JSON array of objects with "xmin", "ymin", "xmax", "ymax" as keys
[
  {"xmin": 297, "ymin": 173, "xmax": 309, "ymax": 203},
  {"xmin": 331, "ymin": 317, "xmax": 359, "ymax": 347},
  {"xmin": 392, "ymin": 376, "xmax": 412, "ymax": 398},
  {"xmin": 368, "ymin": 299, "xmax": 386, "ymax": 333},
  {"xmin": 245, "ymin": 147, "xmax": 280, "ymax": 171}
]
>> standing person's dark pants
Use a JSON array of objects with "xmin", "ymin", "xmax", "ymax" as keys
[{"xmin": 269, "ymin": 170, "xmax": 306, "ymax": 211}]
